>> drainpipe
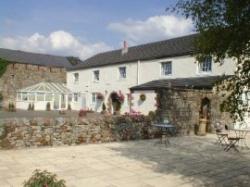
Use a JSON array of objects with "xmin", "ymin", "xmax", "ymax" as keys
[{"xmin": 137, "ymin": 60, "xmax": 140, "ymax": 85}]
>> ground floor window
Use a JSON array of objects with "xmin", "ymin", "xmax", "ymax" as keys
[
  {"xmin": 74, "ymin": 93, "xmax": 78, "ymax": 102},
  {"xmin": 37, "ymin": 93, "xmax": 45, "ymax": 101}
]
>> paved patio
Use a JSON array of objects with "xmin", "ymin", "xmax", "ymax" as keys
[{"xmin": 0, "ymin": 134, "xmax": 250, "ymax": 187}]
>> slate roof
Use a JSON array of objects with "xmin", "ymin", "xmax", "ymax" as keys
[
  {"xmin": 130, "ymin": 76, "xmax": 230, "ymax": 91},
  {"xmin": 69, "ymin": 33, "xmax": 199, "ymax": 71},
  {"xmin": 0, "ymin": 48, "xmax": 73, "ymax": 68}
]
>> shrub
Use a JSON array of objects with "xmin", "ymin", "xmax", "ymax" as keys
[
  {"xmin": 46, "ymin": 102, "xmax": 51, "ymax": 111},
  {"xmin": 8, "ymin": 102, "xmax": 16, "ymax": 112},
  {"xmin": 67, "ymin": 104, "xmax": 71, "ymax": 111},
  {"xmin": 124, "ymin": 110, "xmax": 145, "ymax": 122},
  {"xmin": 23, "ymin": 169, "xmax": 66, "ymax": 187},
  {"xmin": 140, "ymin": 94, "xmax": 146, "ymax": 102},
  {"xmin": 78, "ymin": 109, "xmax": 87, "ymax": 117},
  {"xmin": 28, "ymin": 103, "xmax": 32, "ymax": 111},
  {"xmin": 0, "ymin": 93, "xmax": 3, "ymax": 101},
  {"xmin": 148, "ymin": 111, "xmax": 156, "ymax": 121},
  {"xmin": 102, "ymin": 103, "xmax": 106, "ymax": 111}
]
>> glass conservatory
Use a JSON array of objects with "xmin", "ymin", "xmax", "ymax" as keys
[{"xmin": 16, "ymin": 82, "xmax": 71, "ymax": 110}]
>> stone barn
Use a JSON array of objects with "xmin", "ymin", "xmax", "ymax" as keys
[
  {"xmin": 131, "ymin": 76, "xmax": 233, "ymax": 134},
  {"xmin": 0, "ymin": 48, "xmax": 74, "ymax": 109}
]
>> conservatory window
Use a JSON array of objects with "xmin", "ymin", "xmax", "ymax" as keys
[
  {"xmin": 22, "ymin": 93, "xmax": 28, "ymax": 101},
  {"xmin": 45, "ymin": 93, "xmax": 53, "ymax": 101},
  {"xmin": 37, "ymin": 93, "xmax": 45, "ymax": 101},
  {"xmin": 73, "ymin": 93, "xmax": 78, "ymax": 102},
  {"xmin": 68, "ymin": 94, "xmax": 72, "ymax": 102},
  {"xmin": 28, "ymin": 93, "xmax": 35, "ymax": 101}
]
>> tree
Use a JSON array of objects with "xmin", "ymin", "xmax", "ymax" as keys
[{"xmin": 170, "ymin": 0, "xmax": 250, "ymax": 121}]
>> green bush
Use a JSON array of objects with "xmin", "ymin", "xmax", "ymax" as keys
[
  {"xmin": 102, "ymin": 103, "xmax": 106, "ymax": 111},
  {"xmin": 8, "ymin": 102, "xmax": 16, "ymax": 112},
  {"xmin": 46, "ymin": 102, "xmax": 51, "ymax": 111},
  {"xmin": 23, "ymin": 169, "xmax": 66, "ymax": 187},
  {"xmin": 67, "ymin": 104, "xmax": 71, "ymax": 111}
]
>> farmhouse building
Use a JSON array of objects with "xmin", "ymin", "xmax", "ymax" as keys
[
  {"xmin": 0, "ymin": 48, "xmax": 74, "ymax": 109},
  {"xmin": 67, "ymin": 34, "xmax": 236, "ymax": 115}
]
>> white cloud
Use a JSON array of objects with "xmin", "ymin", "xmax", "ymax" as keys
[
  {"xmin": 108, "ymin": 15, "xmax": 194, "ymax": 45},
  {"xmin": 0, "ymin": 30, "xmax": 112, "ymax": 60}
]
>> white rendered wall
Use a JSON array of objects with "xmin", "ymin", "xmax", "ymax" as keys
[
  {"xmin": 132, "ymin": 91, "xmax": 157, "ymax": 115},
  {"xmin": 67, "ymin": 55, "xmax": 236, "ymax": 113}
]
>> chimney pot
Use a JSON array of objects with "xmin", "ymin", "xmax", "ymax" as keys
[{"xmin": 122, "ymin": 40, "xmax": 128, "ymax": 55}]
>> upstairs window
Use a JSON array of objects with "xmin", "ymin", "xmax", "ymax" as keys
[
  {"xmin": 161, "ymin": 61, "xmax": 172, "ymax": 76},
  {"xmin": 73, "ymin": 73, "xmax": 79, "ymax": 83},
  {"xmin": 93, "ymin": 70, "xmax": 100, "ymax": 81},
  {"xmin": 199, "ymin": 57, "xmax": 212, "ymax": 73},
  {"xmin": 119, "ymin": 67, "xmax": 126, "ymax": 79}
]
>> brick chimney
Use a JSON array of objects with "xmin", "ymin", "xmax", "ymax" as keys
[{"xmin": 121, "ymin": 40, "xmax": 128, "ymax": 55}]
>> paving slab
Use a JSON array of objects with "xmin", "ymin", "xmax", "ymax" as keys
[{"xmin": 0, "ymin": 134, "xmax": 250, "ymax": 187}]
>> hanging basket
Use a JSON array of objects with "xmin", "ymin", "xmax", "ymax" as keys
[{"xmin": 140, "ymin": 94, "xmax": 146, "ymax": 102}]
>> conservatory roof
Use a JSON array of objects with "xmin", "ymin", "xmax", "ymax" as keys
[{"xmin": 18, "ymin": 82, "xmax": 71, "ymax": 94}]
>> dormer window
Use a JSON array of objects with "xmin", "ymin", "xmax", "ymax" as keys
[
  {"xmin": 119, "ymin": 67, "xmax": 126, "ymax": 79},
  {"xmin": 93, "ymin": 70, "xmax": 100, "ymax": 81},
  {"xmin": 199, "ymin": 57, "xmax": 212, "ymax": 73},
  {"xmin": 73, "ymin": 73, "xmax": 79, "ymax": 83}
]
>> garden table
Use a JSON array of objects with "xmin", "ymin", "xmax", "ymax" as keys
[
  {"xmin": 232, "ymin": 128, "xmax": 250, "ymax": 149},
  {"xmin": 153, "ymin": 123, "xmax": 177, "ymax": 145}
]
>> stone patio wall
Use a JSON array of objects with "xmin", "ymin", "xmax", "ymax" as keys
[
  {"xmin": 156, "ymin": 89, "xmax": 233, "ymax": 133},
  {"xmin": 0, "ymin": 116, "xmax": 159, "ymax": 149}
]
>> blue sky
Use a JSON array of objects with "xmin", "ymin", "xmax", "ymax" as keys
[{"xmin": 0, "ymin": 0, "xmax": 193, "ymax": 59}]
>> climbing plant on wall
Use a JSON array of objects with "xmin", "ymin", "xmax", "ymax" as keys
[{"xmin": 0, "ymin": 58, "xmax": 8, "ymax": 78}]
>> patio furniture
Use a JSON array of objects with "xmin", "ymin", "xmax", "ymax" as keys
[
  {"xmin": 224, "ymin": 137, "xmax": 241, "ymax": 152},
  {"xmin": 216, "ymin": 132, "xmax": 228, "ymax": 146},
  {"xmin": 153, "ymin": 123, "xmax": 177, "ymax": 145},
  {"xmin": 232, "ymin": 128, "xmax": 250, "ymax": 149},
  {"xmin": 214, "ymin": 122, "xmax": 229, "ymax": 146}
]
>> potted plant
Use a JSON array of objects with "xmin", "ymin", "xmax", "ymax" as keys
[{"xmin": 23, "ymin": 169, "xmax": 66, "ymax": 187}]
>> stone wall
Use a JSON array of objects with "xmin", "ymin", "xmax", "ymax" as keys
[
  {"xmin": 0, "ymin": 116, "xmax": 158, "ymax": 149},
  {"xmin": 0, "ymin": 63, "xmax": 66, "ymax": 108},
  {"xmin": 156, "ymin": 89, "xmax": 233, "ymax": 133}
]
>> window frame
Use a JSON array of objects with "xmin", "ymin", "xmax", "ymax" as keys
[
  {"xmin": 198, "ymin": 57, "xmax": 212, "ymax": 73},
  {"xmin": 93, "ymin": 70, "xmax": 100, "ymax": 82},
  {"xmin": 118, "ymin": 66, "xmax": 127, "ymax": 79},
  {"xmin": 73, "ymin": 72, "xmax": 79, "ymax": 83},
  {"xmin": 161, "ymin": 61, "xmax": 172, "ymax": 76},
  {"xmin": 73, "ymin": 93, "xmax": 78, "ymax": 102}
]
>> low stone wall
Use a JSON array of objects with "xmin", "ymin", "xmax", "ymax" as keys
[{"xmin": 0, "ymin": 116, "xmax": 159, "ymax": 149}]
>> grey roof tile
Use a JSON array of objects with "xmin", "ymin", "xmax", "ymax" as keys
[
  {"xmin": 69, "ymin": 33, "xmax": 199, "ymax": 70},
  {"xmin": 0, "ymin": 48, "xmax": 73, "ymax": 68},
  {"xmin": 130, "ymin": 75, "xmax": 231, "ymax": 91}
]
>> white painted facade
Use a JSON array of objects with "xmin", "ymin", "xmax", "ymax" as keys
[{"xmin": 67, "ymin": 55, "xmax": 236, "ymax": 114}]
